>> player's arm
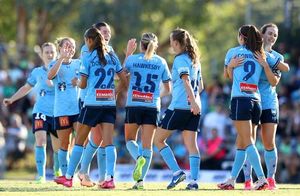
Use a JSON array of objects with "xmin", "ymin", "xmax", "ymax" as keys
[
  {"xmin": 116, "ymin": 71, "xmax": 129, "ymax": 93},
  {"xmin": 122, "ymin": 39, "xmax": 137, "ymax": 65},
  {"xmin": 48, "ymin": 44, "xmax": 70, "ymax": 80},
  {"xmin": 181, "ymin": 74, "xmax": 200, "ymax": 115},
  {"xmin": 277, "ymin": 61, "xmax": 290, "ymax": 72},
  {"xmin": 48, "ymin": 57, "xmax": 63, "ymax": 80},
  {"xmin": 255, "ymin": 52, "xmax": 280, "ymax": 87},
  {"xmin": 160, "ymin": 81, "xmax": 171, "ymax": 97},
  {"xmin": 3, "ymin": 83, "xmax": 32, "ymax": 106}
]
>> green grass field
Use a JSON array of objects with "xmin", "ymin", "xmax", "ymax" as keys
[{"xmin": 0, "ymin": 180, "xmax": 300, "ymax": 196}]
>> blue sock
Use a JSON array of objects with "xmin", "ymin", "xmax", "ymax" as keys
[
  {"xmin": 231, "ymin": 149, "xmax": 246, "ymax": 179},
  {"xmin": 159, "ymin": 145, "xmax": 180, "ymax": 173},
  {"xmin": 246, "ymin": 144, "xmax": 265, "ymax": 179},
  {"xmin": 243, "ymin": 158, "xmax": 252, "ymax": 181},
  {"xmin": 189, "ymin": 153, "xmax": 200, "ymax": 181},
  {"xmin": 97, "ymin": 147, "xmax": 106, "ymax": 181},
  {"xmin": 264, "ymin": 148, "xmax": 277, "ymax": 178},
  {"xmin": 80, "ymin": 139, "xmax": 98, "ymax": 174},
  {"xmin": 141, "ymin": 148, "xmax": 152, "ymax": 181},
  {"xmin": 58, "ymin": 149, "xmax": 69, "ymax": 176},
  {"xmin": 53, "ymin": 151, "xmax": 60, "ymax": 172},
  {"xmin": 35, "ymin": 146, "xmax": 46, "ymax": 178},
  {"xmin": 66, "ymin": 145, "xmax": 84, "ymax": 179},
  {"xmin": 126, "ymin": 140, "xmax": 140, "ymax": 160},
  {"xmin": 105, "ymin": 145, "xmax": 116, "ymax": 177}
]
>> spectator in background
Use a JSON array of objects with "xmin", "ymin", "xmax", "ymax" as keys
[
  {"xmin": 202, "ymin": 103, "xmax": 227, "ymax": 140},
  {"xmin": 5, "ymin": 113, "xmax": 28, "ymax": 170},
  {"xmin": 200, "ymin": 128, "xmax": 226, "ymax": 170},
  {"xmin": 0, "ymin": 122, "xmax": 5, "ymax": 179}
]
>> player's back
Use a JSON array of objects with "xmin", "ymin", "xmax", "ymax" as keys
[{"xmin": 125, "ymin": 53, "xmax": 171, "ymax": 109}]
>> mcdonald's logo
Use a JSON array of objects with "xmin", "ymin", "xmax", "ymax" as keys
[
  {"xmin": 59, "ymin": 116, "xmax": 70, "ymax": 127},
  {"xmin": 34, "ymin": 120, "xmax": 44, "ymax": 129}
]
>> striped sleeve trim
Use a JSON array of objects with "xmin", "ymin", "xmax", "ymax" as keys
[
  {"xmin": 162, "ymin": 78, "xmax": 171, "ymax": 83},
  {"xmin": 179, "ymin": 71, "xmax": 189, "ymax": 78}
]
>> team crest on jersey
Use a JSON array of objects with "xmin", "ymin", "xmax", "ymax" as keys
[
  {"xmin": 75, "ymin": 69, "xmax": 79, "ymax": 76},
  {"xmin": 34, "ymin": 120, "xmax": 44, "ymax": 129},
  {"xmin": 240, "ymin": 82, "xmax": 257, "ymax": 93},
  {"xmin": 58, "ymin": 82, "xmax": 66, "ymax": 91},
  {"xmin": 132, "ymin": 90, "xmax": 153, "ymax": 103},
  {"xmin": 40, "ymin": 89, "xmax": 46, "ymax": 96},
  {"xmin": 96, "ymin": 89, "xmax": 115, "ymax": 101},
  {"xmin": 59, "ymin": 116, "xmax": 70, "ymax": 127}
]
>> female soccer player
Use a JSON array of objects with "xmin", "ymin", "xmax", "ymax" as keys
[
  {"xmin": 76, "ymin": 22, "xmax": 112, "ymax": 187},
  {"xmin": 153, "ymin": 28, "xmax": 203, "ymax": 190},
  {"xmin": 78, "ymin": 22, "xmax": 136, "ymax": 187},
  {"xmin": 55, "ymin": 27, "xmax": 128, "ymax": 189},
  {"xmin": 124, "ymin": 32, "xmax": 171, "ymax": 189},
  {"xmin": 242, "ymin": 23, "xmax": 289, "ymax": 190},
  {"xmin": 3, "ymin": 42, "xmax": 60, "ymax": 183},
  {"xmin": 47, "ymin": 37, "xmax": 81, "ymax": 178},
  {"xmin": 217, "ymin": 25, "xmax": 280, "ymax": 190}
]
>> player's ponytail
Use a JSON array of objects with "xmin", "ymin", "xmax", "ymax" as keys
[
  {"xmin": 84, "ymin": 27, "xmax": 107, "ymax": 65},
  {"xmin": 141, "ymin": 33, "xmax": 158, "ymax": 60},
  {"xmin": 240, "ymin": 25, "xmax": 265, "ymax": 57},
  {"xmin": 171, "ymin": 28, "xmax": 200, "ymax": 67}
]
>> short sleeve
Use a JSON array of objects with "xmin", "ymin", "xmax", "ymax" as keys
[
  {"xmin": 266, "ymin": 52, "xmax": 280, "ymax": 69},
  {"xmin": 26, "ymin": 69, "xmax": 37, "ymax": 87},
  {"xmin": 224, "ymin": 49, "xmax": 234, "ymax": 67},
  {"xmin": 161, "ymin": 59, "xmax": 171, "ymax": 82},
  {"xmin": 174, "ymin": 56, "xmax": 189, "ymax": 78},
  {"xmin": 110, "ymin": 52, "xmax": 123, "ymax": 73},
  {"xmin": 80, "ymin": 56, "xmax": 89, "ymax": 77},
  {"xmin": 124, "ymin": 55, "xmax": 133, "ymax": 72}
]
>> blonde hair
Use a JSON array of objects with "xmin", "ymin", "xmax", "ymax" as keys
[{"xmin": 141, "ymin": 33, "xmax": 158, "ymax": 60}]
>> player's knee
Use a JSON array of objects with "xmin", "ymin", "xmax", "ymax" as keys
[
  {"xmin": 264, "ymin": 142, "xmax": 275, "ymax": 150},
  {"xmin": 35, "ymin": 138, "xmax": 47, "ymax": 146},
  {"xmin": 60, "ymin": 140, "xmax": 70, "ymax": 150}
]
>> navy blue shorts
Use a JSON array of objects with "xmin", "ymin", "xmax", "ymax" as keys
[
  {"xmin": 230, "ymin": 97, "xmax": 261, "ymax": 125},
  {"xmin": 32, "ymin": 113, "xmax": 57, "ymax": 137},
  {"xmin": 78, "ymin": 106, "xmax": 116, "ymax": 127},
  {"xmin": 260, "ymin": 108, "xmax": 279, "ymax": 124},
  {"xmin": 159, "ymin": 109, "xmax": 200, "ymax": 132},
  {"xmin": 78, "ymin": 99, "xmax": 84, "ymax": 110},
  {"xmin": 125, "ymin": 107, "xmax": 159, "ymax": 126},
  {"xmin": 54, "ymin": 114, "xmax": 79, "ymax": 130}
]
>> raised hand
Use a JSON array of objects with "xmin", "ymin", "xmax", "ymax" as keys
[{"xmin": 126, "ymin": 38, "xmax": 137, "ymax": 56}]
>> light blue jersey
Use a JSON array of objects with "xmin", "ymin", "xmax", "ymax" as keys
[
  {"xmin": 168, "ymin": 52, "xmax": 202, "ymax": 110},
  {"xmin": 259, "ymin": 50, "xmax": 284, "ymax": 110},
  {"xmin": 27, "ymin": 66, "xmax": 54, "ymax": 116},
  {"xmin": 79, "ymin": 44, "xmax": 114, "ymax": 101},
  {"xmin": 125, "ymin": 53, "xmax": 171, "ymax": 109},
  {"xmin": 80, "ymin": 50, "xmax": 122, "ymax": 106},
  {"xmin": 49, "ymin": 59, "xmax": 81, "ymax": 117},
  {"xmin": 225, "ymin": 45, "xmax": 279, "ymax": 100}
]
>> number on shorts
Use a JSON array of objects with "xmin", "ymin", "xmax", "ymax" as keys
[{"xmin": 35, "ymin": 113, "xmax": 46, "ymax": 121}]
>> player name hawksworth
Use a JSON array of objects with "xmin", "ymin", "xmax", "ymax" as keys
[{"xmin": 133, "ymin": 63, "xmax": 160, "ymax": 70}]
